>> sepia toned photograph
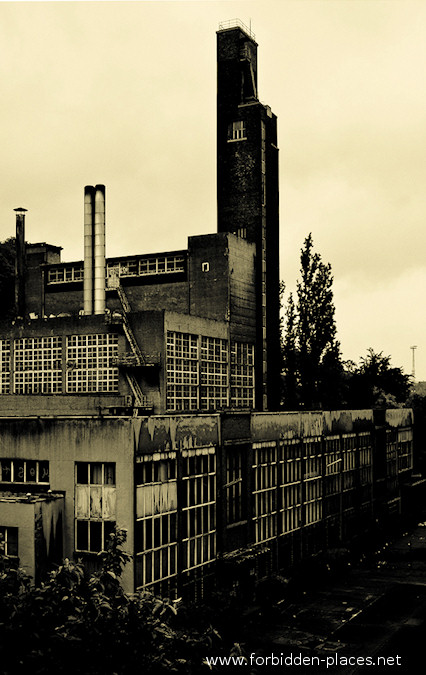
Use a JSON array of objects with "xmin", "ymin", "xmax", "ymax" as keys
[{"xmin": 0, "ymin": 0, "xmax": 425, "ymax": 672}]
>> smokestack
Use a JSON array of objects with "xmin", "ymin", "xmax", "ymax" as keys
[
  {"xmin": 83, "ymin": 186, "xmax": 95, "ymax": 315},
  {"xmin": 93, "ymin": 184, "xmax": 106, "ymax": 315},
  {"xmin": 14, "ymin": 207, "xmax": 27, "ymax": 318}
]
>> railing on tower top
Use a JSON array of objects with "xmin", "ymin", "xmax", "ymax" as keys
[{"xmin": 218, "ymin": 19, "xmax": 255, "ymax": 40}]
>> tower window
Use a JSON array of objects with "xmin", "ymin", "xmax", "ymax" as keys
[
  {"xmin": 229, "ymin": 120, "xmax": 246, "ymax": 141},
  {"xmin": 201, "ymin": 262, "xmax": 210, "ymax": 272}
]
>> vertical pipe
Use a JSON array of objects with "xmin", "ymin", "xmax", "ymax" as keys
[
  {"xmin": 14, "ymin": 207, "xmax": 27, "ymax": 318},
  {"xmin": 94, "ymin": 184, "xmax": 106, "ymax": 315},
  {"xmin": 83, "ymin": 186, "xmax": 95, "ymax": 315}
]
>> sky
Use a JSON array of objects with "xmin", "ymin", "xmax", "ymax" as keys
[{"xmin": 0, "ymin": 0, "xmax": 425, "ymax": 380}]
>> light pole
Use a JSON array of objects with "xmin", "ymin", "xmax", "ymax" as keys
[{"xmin": 410, "ymin": 345, "xmax": 417, "ymax": 380}]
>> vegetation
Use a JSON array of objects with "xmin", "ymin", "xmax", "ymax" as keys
[
  {"xmin": 281, "ymin": 234, "xmax": 343, "ymax": 409},
  {"xmin": 281, "ymin": 235, "xmax": 412, "ymax": 411},
  {"xmin": 0, "ymin": 237, "xmax": 15, "ymax": 319},
  {"xmin": 0, "ymin": 529, "xmax": 225, "ymax": 674}
]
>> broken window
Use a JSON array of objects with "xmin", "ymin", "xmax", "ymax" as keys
[
  {"xmin": 0, "ymin": 526, "xmax": 18, "ymax": 558},
  {"xmin": 75, "ymin": 462, "xmax": 116, "ymax": 553}
]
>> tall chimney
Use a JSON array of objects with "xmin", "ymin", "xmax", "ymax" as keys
[
  {"xmin": 93, "ymin": 184, "xmax": 106, "ymax": 315},
  {"xmin": 14, "ymin": 207, "xmax": 27, "ymax": 318},
  {"xmin": 83, "ymin": 186, "xmax": 95, "ymax": 315}
]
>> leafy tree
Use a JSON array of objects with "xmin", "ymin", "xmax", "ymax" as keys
[
  {"xmin": 0, "ymin": 528, "xmax": 224, "ymax": 674},
  {"xmin": 344, "ymin": 348, "xmax": 412, "ymax": 409},
  {"xmin": 281, "ymin": 234, "xmax": 342, "ymax": 409},
  {"xmin": 0, "ymin": 237, "xmax": 15, "ymax": 319}
]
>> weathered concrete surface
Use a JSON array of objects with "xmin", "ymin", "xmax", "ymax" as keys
[{"xmin": 255, "ymin": 526, "xmax": 426, "ymax": 673}]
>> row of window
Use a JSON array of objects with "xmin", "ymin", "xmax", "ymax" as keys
[
  {"xmin": 0, "ymin": 335, "xmax": 118, "ymax": 394},
  {"xmin": 0, "ymin": 459, "xmax": 49, "ymax": 484},
  {"xmin": 47, "ymin": 255, "xmax": 186, "ymax": 285}
]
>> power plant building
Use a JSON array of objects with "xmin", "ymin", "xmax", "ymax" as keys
[{"xmin": 0, "ymin": 22, "xmax": 418, "ymax": 596}]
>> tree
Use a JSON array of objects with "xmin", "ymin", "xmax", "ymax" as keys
[
  {"xmin": 0, "ymin": 528, "xmax": 224, "ymax": 674},
  {"xmin": 344, "ymin": 348, "xmax": 412, "ymax": 409},
  {"xmin": 281, "ymin": 234, "xmax": 342, "ymax": 409},
  {"xmin": 0, "ymin": 237, "xmax": 15, "ymax": 319}
]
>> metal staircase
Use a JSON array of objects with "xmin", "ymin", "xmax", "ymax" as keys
[
  {"xmin": 115, "ymin": 282, "xmax": 153, "ymax": 410},
  {"xmin": 116, "ymin": 285, "xmax": 144, "ymax": 366}
]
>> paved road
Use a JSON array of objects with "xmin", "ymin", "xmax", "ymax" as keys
[{"xmin": 252, "ymin": 526, "xmax": 426, "ymax": 673}]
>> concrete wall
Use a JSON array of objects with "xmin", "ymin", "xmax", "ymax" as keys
[
  {"xmin": 250, "ymin": 410, "xmax": 375, "ymax": 442},
  {"xmin": 136, "ymin": 414, "xmax": 220, "ymax": 454},
  {"xmin": 0, "ymin": 500, "xmax": 35, "ymax": 577},
  {"xmin": 189, "ymin": 233, "xmax": 231, "ymax": 322},
  {"xmin": 0, "ymin": 418, "xmax": 135, "ymax": 591}
]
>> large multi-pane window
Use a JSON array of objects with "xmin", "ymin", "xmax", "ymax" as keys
[
  {"xmin": 359, "ymin": 432, "xmax": 373, "ymax": 485},
  {"xmin": 341, "ymin": 434, "xmax": 358, "ymax": 514},
  {"xmin": 226, "ymin": 447, "xmax": 246, "ymax": 524},
  {"xmin": 279, "ymin": 440, "xmax": 302, "ymax": 534},
  {"xmin": 324, "ymin": 436, "xmax": 342, "ymax": 518},
  {"xmin": 166, "ymin": 331, "xmax": 199, "ymax": 411},
  {"xmin": 75, "ymin": 462, "xmax": 116, "ymax": 552},
  {"xmin": 67, "ymin": 334, "xmax": 118, "ymax": 393},
  {"xmin": 166, "ymin": 332, "xmax": 254, "ymax": 411},
  {"xmin": 0, "ymin": 459, "xmax": 49, "ymax": 484},
  {"xmin": 253, "ymin": 442, "xmax": 277, "ymax": 543},
  {"xmin": 397, "ymin": 428, "xmax": 413, "ymax": 473},
  {"xmin": 0, "ymin": 526, "xmax": 18, "ymax": 558},
  {"xmin": 303, "ymin": 438, "xmax": 322, "ymax": 526},
  {"xmin": 200, "ymin": 337, "xmax": 228, "ymax": 410},
  {"xmin": 0, "ymin": 339, "xmax": 11, "ymax": 394},
  {"xmin": 230, "ymin": 342, "xmax": 255, "ymax": 408},
  {"xmin": 14, "ymin": 337, "xmax": 62, "ymax": 394},
  {"xmin": 181, "ymin": 450, "xmax": 216, "ymax": 571},
  {"xmin": 135, "ymin": 456, "xmax": 177, "ymax": 590}
]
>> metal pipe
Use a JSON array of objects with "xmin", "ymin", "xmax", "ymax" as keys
[
  {"xmin": 83, "ymin": 186, "xmax": 95, "ymax": 315},
  {"xmin": 14, "ymin": 207, "xmax": 27, "ymax": 318},
  {"xmin": 94, "ymin": 184, "xmax": 106, "ymax": 315}
]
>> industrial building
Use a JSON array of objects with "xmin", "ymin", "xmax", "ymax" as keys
[{"xmin": 0, "ymin": 22, "xmax": 418, "ymax": 597}]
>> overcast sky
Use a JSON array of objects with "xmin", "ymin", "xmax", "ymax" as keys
[{"xmin": 1, "ymin": 0, "xmax": 425, "ymax": 380}]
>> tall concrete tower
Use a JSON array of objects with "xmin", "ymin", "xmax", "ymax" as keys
[{"xmin": 217, "ymin": 21, "xmax": 280, "ymax": 411}]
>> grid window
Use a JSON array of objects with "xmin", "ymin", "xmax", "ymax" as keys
[
  {"xmin": 342, "ymin": 434, "xmax": 357, "ymax": 491},
  {"xmin": 0, "ymin": 458, "xmax": 49, "ymax": 484},
  {"xmin": 278, "ymin": 440, "xmax": 302, "ymax": 534},
  {"xmin": 230, "ymin": 342, "xmax": 255, "ymax": 408},
  {"xmin": 48, "ymin": 266, "xmax": 83, "ymax": 284},
  {"xmin": 398, "ymin": 428, "xmax": 413, "ymax": 473},
  {"xmin": 230, "ymin": 120, "xmax": 247, "ymax": 141},
  {"xmin": 200, "ymin": 337, "xmax": 228, "ymax": 410},
  {"xmin": 14, "ymin": 337, "xmax": 62, "ymax": 394},
  {"xmin": 181, "ymin": 451, "xmax": 216, "ymax": 571},
  {"xmin": 66, "ymin": 334, "xmax": 118, "ymax": 393},
  {"xmin": 303, "ymin": 439, "xmax": 322, "ymax": 526},
  {"xmin": 0, "ymin": 526, "xmax": 18, "ymax": 558},
  {"xmin": 75, "ymin": 462, "xmax": 116, "ymax": 553},
  {"xmin": 135, "ymin": 457, "xmax": 178, "ymax": 589},
  {"xmin": 166, "ymin": 331, "xmax": 199, "ymax": 411},
  {"xmin": 139, "ymin": 255, "xmax": 185, "ymax": 276},
  {"xmin": 226, "ymin": 448, "xmax": 245, "ymax": 524},
  {"xmin": 0, "ymin": 339, "xmax": 11, "ymax": 394},
  {"xmin": 359, "ymin": 432, "xmax": 373, "ymax": 485},
  {"xmin": 252, "ymin": 443, "xmax": 277, "ymax": 543}
]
